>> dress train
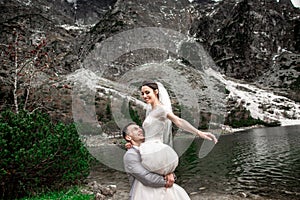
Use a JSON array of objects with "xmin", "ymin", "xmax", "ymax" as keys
[{"xmin": 132, "ymin": 181, "xmax": 191, "ymax": 200}]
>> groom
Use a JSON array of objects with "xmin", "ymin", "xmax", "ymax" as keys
[{"xmin": 122, "ymin": 122, "xmax": 176, "ymax": 199}]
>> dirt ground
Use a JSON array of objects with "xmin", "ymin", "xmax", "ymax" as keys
[{"xmin": 86, "ymin": 164, "xmax": 273, "ymax": 200}]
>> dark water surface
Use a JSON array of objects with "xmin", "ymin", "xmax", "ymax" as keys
[{"xmin": 176, "ymin": 125, "xmax": 300, "ymax": 199}]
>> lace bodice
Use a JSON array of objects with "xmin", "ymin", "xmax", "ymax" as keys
[{"xmin": 142, "ymin": 104, "xmax": 172, "ymax": 143}]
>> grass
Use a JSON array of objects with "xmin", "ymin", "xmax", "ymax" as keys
[{"xmin": 20, "ymin": 186, "xmax": 94, "ymax": 200}]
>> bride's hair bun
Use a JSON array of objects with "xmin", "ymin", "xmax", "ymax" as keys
[{"xmin": 140, "ymin": 80, "xmax": 158, "ymax": 91}]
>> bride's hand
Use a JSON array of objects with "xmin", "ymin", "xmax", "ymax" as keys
[
  {"xmin": 198, "ymin": 131, "xmax": 218, "ymax": 144},
  {"xmin": 207, "ymin": 132, "xmax": 218, "ymax": 144}
]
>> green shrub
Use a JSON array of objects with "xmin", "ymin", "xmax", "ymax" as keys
[
  {"xmin": 129, "ymin": 102, "xmax": 142, "ymax": 126},
  {"xmin": 20, "ymin": 186, "xmax": 93, "ymax": 200},
  {"xmin": 0, "ymin": 110, "xmax": 93, "ymax": 199}
]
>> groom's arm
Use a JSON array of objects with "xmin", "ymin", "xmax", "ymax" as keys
[{"xmin": 124, "ymin": 151, "xmax": 166, "ymax": 188}]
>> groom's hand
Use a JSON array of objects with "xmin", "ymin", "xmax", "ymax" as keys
[
  {"xmin": 164, "ymin": 173, "xmax": 175, "ymax": 188},
  {"xmin": 125, "ymin": 142, "xmax": 133, "ymax": 149}
]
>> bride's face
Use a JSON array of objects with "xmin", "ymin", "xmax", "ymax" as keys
[{"xmin": 141, "ymin": 86, "xmax": 158, "ymax": 104}]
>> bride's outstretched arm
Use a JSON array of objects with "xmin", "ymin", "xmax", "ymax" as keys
[{"xmin": 167, "ymin": 112, "xmax": 218, "ymax": 144}]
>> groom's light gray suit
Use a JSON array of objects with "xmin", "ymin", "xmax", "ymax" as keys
[{"xmin": 123, "ymin": 147, "xmax": 166, "ymax": 199}]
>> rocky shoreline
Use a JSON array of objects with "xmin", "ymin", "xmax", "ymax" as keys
[
  {"xmin": 83, "ymin": 163, "xmax": 274, "ymax": 200},
  {"xmin": 82, "ymin": 185, "xmax": 268, "ymax": 200},
  {"xmin": 82, "ymin": 179, "xmax": 273, "ymax": 200}
]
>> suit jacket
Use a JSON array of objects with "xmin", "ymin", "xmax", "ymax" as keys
[{"xmin": 123, "ymin": 147, "xmax": 166, "ymax": 199}]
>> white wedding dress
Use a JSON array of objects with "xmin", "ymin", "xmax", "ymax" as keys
[
  {"xmin": 132, "ymin": 104, "xmax": 190, "ymax": 200},
  {"xmin": 140, "ymin": 104, "xmax": 178, "ymax": 175}
]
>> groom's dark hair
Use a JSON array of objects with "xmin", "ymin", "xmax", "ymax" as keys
[{"xmin": 122, "ymin": 122, "xmax": 136, "ymax": 141}]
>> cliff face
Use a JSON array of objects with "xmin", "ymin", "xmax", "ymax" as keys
[
  {"xmin": 0, "ymin": 0, "xmax": 116, "ymax": 25},
  {"xmin": 1, "ymin": 0, "xmax": 298, "ymax": 83},
  {"xmin": 191, "ymin": 0, "xmax": 299, "ymax": 77},
  {"xmin": 0, "ymin": 0, "xmax": 299, "ymax": 126},
  {"xmin": 0, "ymin": 0, "xmax": 116, "ymax": 115},
  {"xmin": 78, "ymin": 0, "xmax": 193, "ymax": 69},
  {"xmin": 79, "ymin": 0, "xmax": 300, "ymax": 100}
]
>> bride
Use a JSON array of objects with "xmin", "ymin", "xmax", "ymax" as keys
[{"xmin": 131, "ymin": 80, "xmax": 218, "ymax": 200}]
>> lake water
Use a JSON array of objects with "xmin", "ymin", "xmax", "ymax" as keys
[{"xmin": 176, "ymin": 125, "xmax": 300, "ymax": 199}]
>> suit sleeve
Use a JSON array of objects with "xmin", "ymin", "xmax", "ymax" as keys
[{"xmin": 124, "ymin": 151, "xmax": 166, "ymax": 188}]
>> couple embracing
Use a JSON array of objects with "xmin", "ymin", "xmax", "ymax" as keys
[{"xmin": 122, "ymin": 81, "xmax": 218, "ymax": 200}]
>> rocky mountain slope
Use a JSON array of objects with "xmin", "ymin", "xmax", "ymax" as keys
[
  {"xmin": 190, "ymin": 0, "xmax": 300, "ymax": 99},
  {"xmin": 0, "ymin": 0, "xmax": 299, "ymax": 130}
]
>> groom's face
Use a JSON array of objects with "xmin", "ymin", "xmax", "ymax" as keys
[{"xmin": 127, "ymin": 124, "xmax": 145, "ymax": 142}]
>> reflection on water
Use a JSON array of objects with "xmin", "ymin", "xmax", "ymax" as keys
[{"xmin": 175, "ymin": 126, "xmax": 300, "ymax": 199}]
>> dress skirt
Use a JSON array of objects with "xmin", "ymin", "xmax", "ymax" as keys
[
  {"xmin": 132, "ymin": 181, "xmax": 191, "ymax": 200},
  {"xmin": 139, "ymin": 140, "xmax": 178, "ymax": 175}
]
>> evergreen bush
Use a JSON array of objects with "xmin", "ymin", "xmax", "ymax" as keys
[
  {"xmin": 129, "ymin": 102, "xmax": 142, "ymax": 126},
  {"xmin": 0, "ymin": 110, "xmax": 93, "ymax": 199}
]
